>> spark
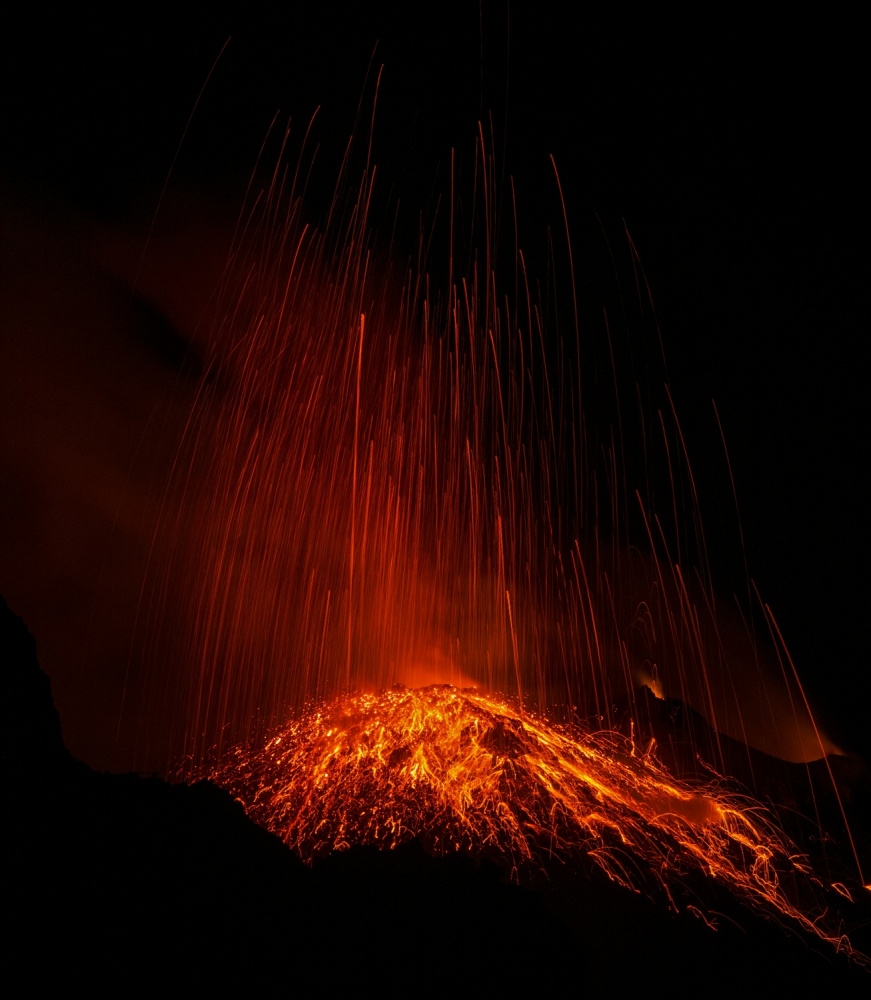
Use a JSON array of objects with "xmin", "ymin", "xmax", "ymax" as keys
[
  {"xmin": 202, "ymin": 683, "xmax": 865, "ymax": 962},
  {"xmin": 150, "ymin": 122, "xmax": 865, "ymax": 965}
]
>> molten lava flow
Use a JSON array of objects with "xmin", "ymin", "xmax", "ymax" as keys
[{"xmin": 205, "ymin": 683, "xmax": 863, "ymax": 960}]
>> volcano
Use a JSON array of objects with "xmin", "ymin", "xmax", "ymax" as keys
[
  {"xmin": 2, "ymin": 7, "xmax": 868, "ymax": 995},
  {"xmin": 4, "ymin": 596, "xmax": 870, "ymax": 993}
]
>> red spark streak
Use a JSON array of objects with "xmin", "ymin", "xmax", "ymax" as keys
[
  {"xmin": 203, "ymin": 684, "xmax": 864, "ymax": 962},
  {"xmin": 145, "ymin": 129, "xmax": 864, "ymax": 963}
]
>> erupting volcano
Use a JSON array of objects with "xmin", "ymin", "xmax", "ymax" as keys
[
  {"xmin": 206, "ymin": 683, "xmax": 863, "ymax": 959},
  {"xmin": 2, "ymin": 8, "xmax": 868, "ymax": 991},
  {"xmin": 160, "ymin": 118, "xmax": 866, "ymax": 964}
]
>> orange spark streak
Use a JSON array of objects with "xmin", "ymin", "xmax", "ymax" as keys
[
  {"xmin": 139, "ymin": 122, "xmax": 865, "ymax": 967},
  {"xmin": 202, "ymin": 684, "xmax": 866, "ymax": 964}
]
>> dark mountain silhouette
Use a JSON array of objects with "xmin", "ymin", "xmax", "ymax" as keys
[
  {"xmin": 1, "ymin": 8, "xmax": 868, "ymax": 995},
  {"xmin": 3, "ymin": 595, "xmax": 869, "ymax": 995}
]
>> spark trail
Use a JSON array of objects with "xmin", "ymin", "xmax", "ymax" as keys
[
  {"xmin": 153, "ymin": 134, "xmax": 829, "ymax": 768},
  {"xmin": 160, "ymin": 128, "xmax": 865, "ymax": 964},
  {"xmin": 205, "ymin": 684, "xmax": 864, "ymax": 961}
]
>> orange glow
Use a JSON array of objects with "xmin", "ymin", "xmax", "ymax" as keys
[
  {"xmin": 202, "ymin": 683, "xmax": 865, "ymax": 962},
  {"xmin": 136, "ymin": 127, "xmax": 865, "ymax": 963},
  {"xmin": 144, "ymin": 136, "xmax": 836, "ymax": 770}
]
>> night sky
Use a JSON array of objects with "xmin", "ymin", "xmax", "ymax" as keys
[
  {"xmin": 1, "ymin": 6, "xmax": 866, "ymax": 762},
  {"xmin": 2, "ymin": 7, "xmax": 870, "ymax": 992}
]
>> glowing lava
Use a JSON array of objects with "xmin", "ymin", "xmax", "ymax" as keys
[
  {"xmin": 203, "ymin": 683, "xmax": 863, "ymax": 960},
  {"xmin": 137, "ymin": 120, "xmax": 864, "ymax": 965}
]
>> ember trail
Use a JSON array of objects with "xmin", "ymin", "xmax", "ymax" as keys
[
  {"xmin": 207, "ymin": 684, "xmax": 859, "ymax": 957},
  {"xmin": 160, "ymin": 133, "xmax": 829, "ymax": 769},
  {"xmin": 165, "ymin": 126, "xmax": 864, "ymax": 962},
  {"xmin": 212, "ymin": 685, "xmax": 767, "ymax": 867}
]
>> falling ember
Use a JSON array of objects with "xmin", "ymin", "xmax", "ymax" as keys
[
  {"xmin": 138, "ymin": 114, "xmax": 869, "ymax": 964},
  {"xmin": 199, "ymin": 684, "xmax": 864, "ymax": 961},
  {"xmin": 144, "ymin": 131, "xmax": 835, "ymax": 771}
]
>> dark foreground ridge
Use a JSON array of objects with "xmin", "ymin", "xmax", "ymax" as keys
[{"xmin": 3, "ymin": 594, "xmax": 869, "ymax": 996}]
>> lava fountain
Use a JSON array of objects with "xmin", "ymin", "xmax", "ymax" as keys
[
  {"xmin": 137, "ymin": 120, "xmax": 866, "ymax": 960},
  {"xmin": 151, "ymin": 129, "xmax": 830, "ymax": 766}
]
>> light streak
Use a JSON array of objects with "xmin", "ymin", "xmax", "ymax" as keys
[
  {"xmin": 153, "ymin": 125, "xmax": 865, "ymax": 964},
  {"xmin": 202, "ymin": 684, "xmax": 865, "ymax": 962}
]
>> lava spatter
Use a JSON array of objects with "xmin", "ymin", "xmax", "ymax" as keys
[{"xmin": 202, "ymin": 683, "xmax": 865, "ymax": 962}]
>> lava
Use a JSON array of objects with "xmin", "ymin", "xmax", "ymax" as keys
[
  {"xmin": 203, "ymin": 683, "xmax": 863, "ymax": 960},
  {"xmin": 1, "ymin": 31, "xmax": 862, "ymax": 965},
  {"xmin": 143, "ymin": 122, "xmax": 869, "ymax": 963}
]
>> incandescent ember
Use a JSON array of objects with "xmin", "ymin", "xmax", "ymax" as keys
[{"xmin": 201, "ymin": 683, "xmax": 865, "ymax": 962}]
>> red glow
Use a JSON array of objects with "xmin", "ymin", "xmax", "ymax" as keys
[
  {"xmin": 140, "ymin": 137, "xmax": 835, "ymax": 774},
  {"xmin": 202, "ymin": 684, "xmax": 864, "ymax": 961},
  {"xmin": 3, "ymin": 108, "xmax": 862, "ymax": 962},
  {"xmin": 133, "ymin": 132, "xmax": 867, "ymax": 962}
]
